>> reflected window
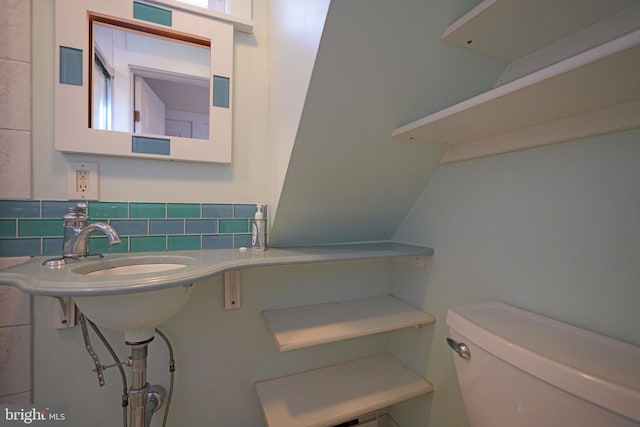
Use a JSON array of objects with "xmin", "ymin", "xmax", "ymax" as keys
[
  {"xmin": 177, "ymin": 0, "xmax": 227, "ymax": 13},
  {"xmin": 92, "ymin": 53, "xmax": 112, "ymax": 130}
]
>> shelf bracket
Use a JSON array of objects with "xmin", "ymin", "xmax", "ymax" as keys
[
  {"xmin": 223, "ymin": 270, "xmax": 241, "ymax": 309},
  {"xmin": 52, "ymin": 296, "xmax": 76, "ymax": 329},
  {"xmin": 394, "ymin": 255, "xmax": 429, "ymax": 268}
]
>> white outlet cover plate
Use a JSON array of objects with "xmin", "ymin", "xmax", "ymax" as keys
[{"xmin": 67, "ymin": 161, "xmax": 99, "ymax": 200}]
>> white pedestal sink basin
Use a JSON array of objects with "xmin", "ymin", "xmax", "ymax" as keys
[
  {"xmin": 73, "ymin": 258, "xmax": 194, "ymax": 343},
  {"xmin": 85, "ymin": 263, "xmax": 187, "ymax": 276}
]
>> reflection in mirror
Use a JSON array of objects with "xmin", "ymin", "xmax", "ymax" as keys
[
  {"xmin": 91, "ymin": 21, "xmax": 210, "ymax": 139},
  {"xmin": 177, "ymin": 0, "xmax": 227, "ymax": 13}
]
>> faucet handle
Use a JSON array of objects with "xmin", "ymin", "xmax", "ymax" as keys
[
  {"xmin": 64, "ymin": 202, "xmax": 88, "ymax": 222},
  {"xmin": 71, "ymin": 202, "xmax": 88, "ymax": 215}
]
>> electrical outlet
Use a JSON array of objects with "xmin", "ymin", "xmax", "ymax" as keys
[
  {"xmin": 68, "ymin": 161, "xmax": 99, "ymax": 200},
  {"xmin": 76, "ymin": 170, "xmax": 90, "ymax": 193}
]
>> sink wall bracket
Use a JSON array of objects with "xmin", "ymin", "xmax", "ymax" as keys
[
  {"xmin": 394, "ymin": 255, "xmax": 429, "ymax": 268},
  {"xmin": 52, "ymin": 296, "xmax": 76, "ymax": 329},
  {"xmin": 224, "ymin": 270, "xmax": 241, "ymax": 310}
]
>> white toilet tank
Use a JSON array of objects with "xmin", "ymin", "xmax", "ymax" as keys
[{"xmin": 446, "ymin": 303, "xmax": 640, "ymax": 427}]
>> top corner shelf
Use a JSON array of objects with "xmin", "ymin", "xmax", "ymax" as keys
[
  {"xmin": 393, "ymin": 29, "xmax": 640, "ymax": 163},
  {"xmin": 443, "ymin": 0, "xmax": 638, "ymax": 61}
]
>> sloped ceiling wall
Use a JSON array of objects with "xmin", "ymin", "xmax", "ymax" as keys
[
  {"xmin": 269, "ymin": 0, "xmax": 506, "ymax": 246},
  {"xmin": 268, "ymin": 0, "xmax": 331, "ymax": 225}
]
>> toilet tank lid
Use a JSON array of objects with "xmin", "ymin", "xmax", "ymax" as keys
[{"xmin": 446, "ymin": 302, "xmax": 640, "ymax": 422}]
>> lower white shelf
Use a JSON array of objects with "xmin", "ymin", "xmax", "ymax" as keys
[
  {"xmin": 359, "ymin": 415, "xmax": 400, "ymax": 427},
  {"xmin": 255, "ymin": 353, "xmax": 434, "ymax": 427},
  {"xmin": 262, "ymin": 295, "xmax": 436, "ymax": 352}
]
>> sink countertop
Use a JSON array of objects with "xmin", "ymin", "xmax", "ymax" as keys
[{"xmin": 0, "ymin": 242, "xmax": 433, "ymax": 297}]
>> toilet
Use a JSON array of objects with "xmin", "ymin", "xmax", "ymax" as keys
[{"xmin": 446, "ymin": 302, "xmax": 640, "ymax": 427}]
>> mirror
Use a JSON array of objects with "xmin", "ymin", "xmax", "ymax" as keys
[
  {"xmin": 92, "ymin": 21, "xmax": 210, "ymax": 139},
  {"xmin": 92, "ymin": 23, "xmax": 211, "ymax": 139},
  {"xmin": 55, "ymin": 0, "xmax": 234, "ymax": 163}
]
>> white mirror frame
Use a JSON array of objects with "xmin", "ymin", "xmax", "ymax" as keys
[{"xmin": 55, "ymin": 0, "xmax": 234, "ymax": 163}]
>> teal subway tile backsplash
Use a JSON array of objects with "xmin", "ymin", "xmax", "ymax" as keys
[
  {"xmin": 0, "ymin": 238, "xmax": 41, "ymax": 256},
  {"xmin": 186, "ymin": 219, "xmax": 217, "ymax": 234},
  {"xmin": 234, "ymin": 234, "xmax": 252, "ymax": 248},
  {"xmin": 168, "ymin": 203, "xmax": 200, "ymax": 218},
  {"xmin": 18, "ymin": 219, "xmax": 62, "ymax": 237},
  {"xmin": 89, "ymin": 202, "xmax": 129, "ymax": 219},
  {"xmin": 202, "ymin": 234, "xmax": 234, "ymax": 250},
  {"xmin": 0, "ymin": 220, "xmax": 16, "ymax": 237},
  {"xmin": 150, "ymin": 219, "xmax": 184, "ymax": 235},
  {"xmin": 168, "ymin": 235, "xmax": 201, "ymax": 251},
  {"xmin": 234, "ymin": 204, "xmax": 258, "ymax": 219},
  {"xmin": 43, "ymin": 238, "xmax": 64, "ymax": 256},
  {"xmin": 131, "ymin": 236, "xmax": 167, "ymax": 252},
  {"xmin": 0, "ymin": 200, "xmax": 266, "ymax": 257},
  {"xmin": 202, "ymin": 204, "xmax": 233, "ymax": 218},
  {"xmin": 42, "ymin": 201, "xmax": 75, "ymax": 218},
  {"xmin": 185, "ymin": 219, "xmax": 218, "ymax": 234},
  {"xmin": 90, "ymin": 237, "xmax": 130, "ymax": 254},
  {"xmin": 0, "ymin": 200, "xmax": 40, "ymax": 218},
  {"xmin": 131, "ymin": 202, "xmax": 166, "ymax": 219},
  {"xmin": 110, "ymin": 220, "xmax": 148, "ymax": 236},
  {"xmin": 219, "ymin": 219, "xmax": 249, "ymax": 233}
]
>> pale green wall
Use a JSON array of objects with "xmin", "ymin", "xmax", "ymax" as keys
[
  {"xmin": 32, "ymin": 0, "xmax": 270, "ymax": 204},
  {"xmin": 390, "ymin": 130, "xmax": 640, "ymax": 427}
]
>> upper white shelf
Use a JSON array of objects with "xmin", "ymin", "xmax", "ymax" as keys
[
  {"xmin": 263, "ymin": 295, "xmax": 435, "ymax": 352},
  {"xmin": 255, "ymin": 353, "xmax": 433, "ymax": 427},
  {"xmin": 393, "ymin": 29, "xmax": 640, "ymax": 163},
  {"xmin": 442, "ymin": 0, "xmax": 638, "ymax": 61}
]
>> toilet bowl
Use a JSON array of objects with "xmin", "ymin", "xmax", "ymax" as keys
[{"xmin": 446, "ymin": 302, "xmax": 640, "ymax": 427}]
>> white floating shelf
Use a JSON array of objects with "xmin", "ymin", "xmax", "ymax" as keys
[
  {"xmin": 393, "ymin": 30, "xmax": 640, "ymax": 163},
  {"xmin": 263, "ymin": 295, "xmax": 435, "ymax": 352},
  {"xmin": 255, "ymin": 353, "xmax": 434, "ymax": 427},
  {"xmin": 359, "ymin": 415, "xmax": 400, "ymax": 427},
  {"xmin": 442, "ymin": 0, "xmax": 638, "ymax": 61}
]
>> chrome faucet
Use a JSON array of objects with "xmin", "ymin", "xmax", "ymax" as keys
[{"xmin": 62, "ymin": 202, "xmax": 121, "ymax": 258}]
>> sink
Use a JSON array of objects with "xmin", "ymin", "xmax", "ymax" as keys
[
  {"xmin": 72, "ymin": 256, "xmax": 195, "ymax": 343},
  {"xmin": 85, "ymin": 263, "xmax": 187, "ymax": 276}
]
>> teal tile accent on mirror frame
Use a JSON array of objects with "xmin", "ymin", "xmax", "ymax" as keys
[
  {"xmin": 0, "ymin": 200, "xmax": 267, "ymax": 257},
  {"xmin": 213, "ymin": 75, "xmax": 230, "ymax": 108},
  {"xmin": 133, "ymin": 1, "xmax": 172, "ymax": 27},
  {"xmin": 59, "ymin": 46, "xmax": 83, "ymax": 86}
]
